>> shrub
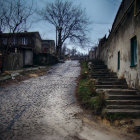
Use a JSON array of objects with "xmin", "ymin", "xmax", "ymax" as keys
[
  {"xmin": 88, "ymin": 92, "xmax": 105, "ymax": 113},
  {"xmin": 77, "ymin": 79, "xmax": 92, "ymax": 103}
]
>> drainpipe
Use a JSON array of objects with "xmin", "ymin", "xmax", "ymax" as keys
[{"xmin": 134, "ymin": 0, "xmax": 137, "ymax": 16}]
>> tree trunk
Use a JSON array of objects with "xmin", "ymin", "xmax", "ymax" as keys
[{"xmin": 58, "ymin": 28, "xmax": 62, "ymax": 58}]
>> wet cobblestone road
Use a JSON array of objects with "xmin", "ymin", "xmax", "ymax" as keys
[
  {"xmin": 0, "ymin": 61, "xmax": 82, "ymax": 140},
  {"xmin": 0, "ymin": 61, "xmax": 138, "ymax": 140}
]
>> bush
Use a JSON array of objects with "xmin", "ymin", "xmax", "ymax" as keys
[
  {"xmin": 77, "ymin": 79, "xmax": 92, "ymax": 103},
  {"xmin": 88, "ymin": 92, "xmax": 105, "ymax": 113}
]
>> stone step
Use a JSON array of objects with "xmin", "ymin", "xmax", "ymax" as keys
[
  {"xmin": 105, "ymin": 109, "xmax": 140, "ymax": 117},
  {"xmin": 91, "ymin": 71, "xmax": 116, "ymax": 74},
  {"xmin": 91, "ymin": 73, "xmax": 113, "ymax": 76},
  {"xmin": 91, "ymin": 63, "xmax": 106, "ymax": 67},
  {"xmin": 92, "ymin": 59, "xmax": 103, "ymax": 61},
  {"xmin": 92, "ymin": 76, "xmax": 118, "ymax": 79},
  {"xmin": 105, "ymin": 89, "xmax": 137, "ymax": 95},
  {"xmin": 91, "ymin": 62, "xmax": 105, "ymax": 65},
  {"xmin": 106, "ymin": 100, "xmax": 140, "ymax": 105},
  {"xmin": 97, "ymin": 81, "xmax": 127, "ymax": 85},
  {"xmin": 107, "ymin": 105, "xmax": 140, "ymax": 109},
  {"xmin": 91, "ymin": 70, "xmax": 111, "ymax": 73},
  {"xmin": 91, "ymin": 63, "xmax": 105, "ymax": 65},
  {"xmin": 91, "ymin": 61, "xmax": 104, "ymax": 65},
  {"xmin": 92, "ymin": 68, "xmax": 107, "ymax": 70},
  {"xmin": 92, "ymin": 73, "xmax": 117, "ymax": 76},
  {"xmin": 91, "ymin": 65, "xmax": 107, "ymax": 68},
  {"xmin": 105, "ymin": 94, "xmax": 140, "ymax": 100},
  {"xmin": 96, "ymin": 78, "xmax": 121, "ymax": 82},
  {"xmin": 91, "ymin": 69, "xmax": 110, "ymax": 72},
  {"xmin": 95, "ymin": 85, "xmax": 128, "ymax": 89},
  {"xmin": 91, "ymin": 59, "xmax": 140, "ymax": 118}
]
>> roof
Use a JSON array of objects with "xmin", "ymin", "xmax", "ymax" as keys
[
  {"xmin": 42, "ymin": 40, "xmax": 55, "ymax": 43},
  {"xmin": 0, "ymin": 31, "xmax": 42, "ymax": 40},
  {"xmin": 109, "ymin": 0, "xmax": 134, "ymax": 37}
]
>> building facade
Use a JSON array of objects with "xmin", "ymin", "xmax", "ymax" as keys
[
  {"xmin": 0, "ymin": 32, "xmax": 42, "ymax": 67},
  {"xmin": 41, "ymin": 40, "xmax": 55, "ymax": 54},
  {"xmin": 92, "ymin": 0, "xmax": 140, "ymax": 89}
]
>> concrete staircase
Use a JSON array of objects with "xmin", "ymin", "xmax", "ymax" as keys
[{"xmin": 90, "ymin": 60, "xmax": 140, "ymax": 117}]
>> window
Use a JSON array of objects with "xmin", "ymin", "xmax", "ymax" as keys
[
  {"xmin": 21, "ymin": 37, "xmax": 28, "ymax": 45},
  {"xmin": 130, "ymin": 36, "xmax": 137, "ymax": 67},
  {"xmin": 2, "ymin": 38, "xmax": 7, "ymax": 45},
  {"xmin": 12, "ymin": 37, "xmax": 16, "ymax": 45},
  {"xmin": 15, "ymin": 48, "xmax": 17, "ymax": 53},
  {"xmin": 118, "ymin": 51, "xmax": 120, "ymax": 70}
]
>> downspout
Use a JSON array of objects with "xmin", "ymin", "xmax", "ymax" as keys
[{"xmin": 134, "ymin": 0, "xmax": 137, "ymax": 16}]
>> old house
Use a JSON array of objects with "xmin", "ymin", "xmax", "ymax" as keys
[
  {"xmin": 33, "ymin": 40, "xmax": 57, "ymax": 66},
  {"xmin": 0, "ymin": 32, "xmax": 42, "ymax": 69},
  {"xmin": 92, "ymin": 0, "xmax": 140, "ymax": 89},
  {"xmin": 41, "ymin": 40, "xmax": 55, "ymax": 54}
]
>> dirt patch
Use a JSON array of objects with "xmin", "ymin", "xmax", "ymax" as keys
[
  {"xmin": 0, "ymin": 67, "xmax": 49, "ymax": 87},
  {"xmin": 75, "ymin": 61, "xmax": 140, "ymax": 138}
]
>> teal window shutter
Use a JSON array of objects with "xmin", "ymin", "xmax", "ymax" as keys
[
  {"xmin": 118, "ymin": 51, "xmax": 120, "ymax": 70},
  {"xmin": 134, "ymin": 37, "xmax": 137, "ymax": 65},
  {"xmin": 131, "ymin": 36, "xmax": 137, "ymax": 67}
]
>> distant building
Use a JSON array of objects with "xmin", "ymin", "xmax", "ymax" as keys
[
  {"xmin": 89, "ymin": 47, "xmax": 98, "ymax": 60},
  {"xmin": 41, "ymin": 40, "xmax": 55, "ymax": 54},
  {"xmin": 0, "ymin": 32, "xmax": 42, "ymax": 66}
]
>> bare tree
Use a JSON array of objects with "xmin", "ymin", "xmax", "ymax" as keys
[
  {"xmin": 4, "ymin": 0, "xmax": 34, "ymax": 33},
  {"xmin": 71, "ymin": 47, "xmax": 77, "ymax": 57},
  {"xmin": 0, "ymin": 1, "xmax": 7, "ymax": 33},
  {"xmin": 39, "ymin": 0, "xmax": 90, "ymax": 57},
  {"xmin": 62, "ymin": 43, "xmax": 67, "ymax": 56}
]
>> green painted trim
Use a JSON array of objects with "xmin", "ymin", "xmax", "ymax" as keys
[{"xmin": 118, "ymin": 51, "xmax": 120, "ymax": 70}]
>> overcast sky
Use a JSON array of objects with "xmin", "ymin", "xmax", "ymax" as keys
[{"xmin": 29, "ymin": 0, "xmax": 122, "ymax": 54}]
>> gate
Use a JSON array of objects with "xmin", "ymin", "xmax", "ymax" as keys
[{"xmin": 0, "ymin": 54, "xmax": 2, "ymax": 71}]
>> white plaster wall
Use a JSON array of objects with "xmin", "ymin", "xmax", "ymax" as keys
[
  {"xmin": 99, "ymin": 11, "xmax": 140, "ymax": 89},
  {"xmin": 34, "ymin": 34, "xmax": 42, "ymax": 54}
]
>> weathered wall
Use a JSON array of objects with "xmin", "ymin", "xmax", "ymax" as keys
[
  {"xmin": 34, "ymin": 53, "xmax": 58, "ymax": 66},
  {"xmin": 34, "ymin": 34, "xmax": 42, "ymax": 54},
  {"xmin": 41, "ymin": 40, "xmax": 55, "ymax": 54},
  {"xmin": 112, "ymin": 0, "xmax": 133, "ymax": 32},
  {"xmin": 4, "ymin": 53, "xmax": 23, "ymax": 70},
  {"xmin": 97, "ymin": 0, "xmax": 140, "ymax": 89}
]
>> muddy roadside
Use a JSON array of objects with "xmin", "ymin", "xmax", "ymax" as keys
[
  {"xmin": 0, "ymin": 66, "xmax": 50, "ymax": 87},
  {"xmin": 75, "ymin": 60, "xmax": 140, "ymax": 139}
]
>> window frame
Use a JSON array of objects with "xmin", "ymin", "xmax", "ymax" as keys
[
  {"xmin": 21, "ymin": 37, "xmax": 28, "ymax": 45},
  {"xmin": 130, "ymin": 36, "xmax": 137, "ymax": 67},
  {"xmin": 118, "ymin": 51, "xmax": 120, "ymax": 70}
]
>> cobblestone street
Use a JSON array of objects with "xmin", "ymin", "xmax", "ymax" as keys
[{"xmin": 0, "ymin": 61, "xmax": 138, "ymax": 140}]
